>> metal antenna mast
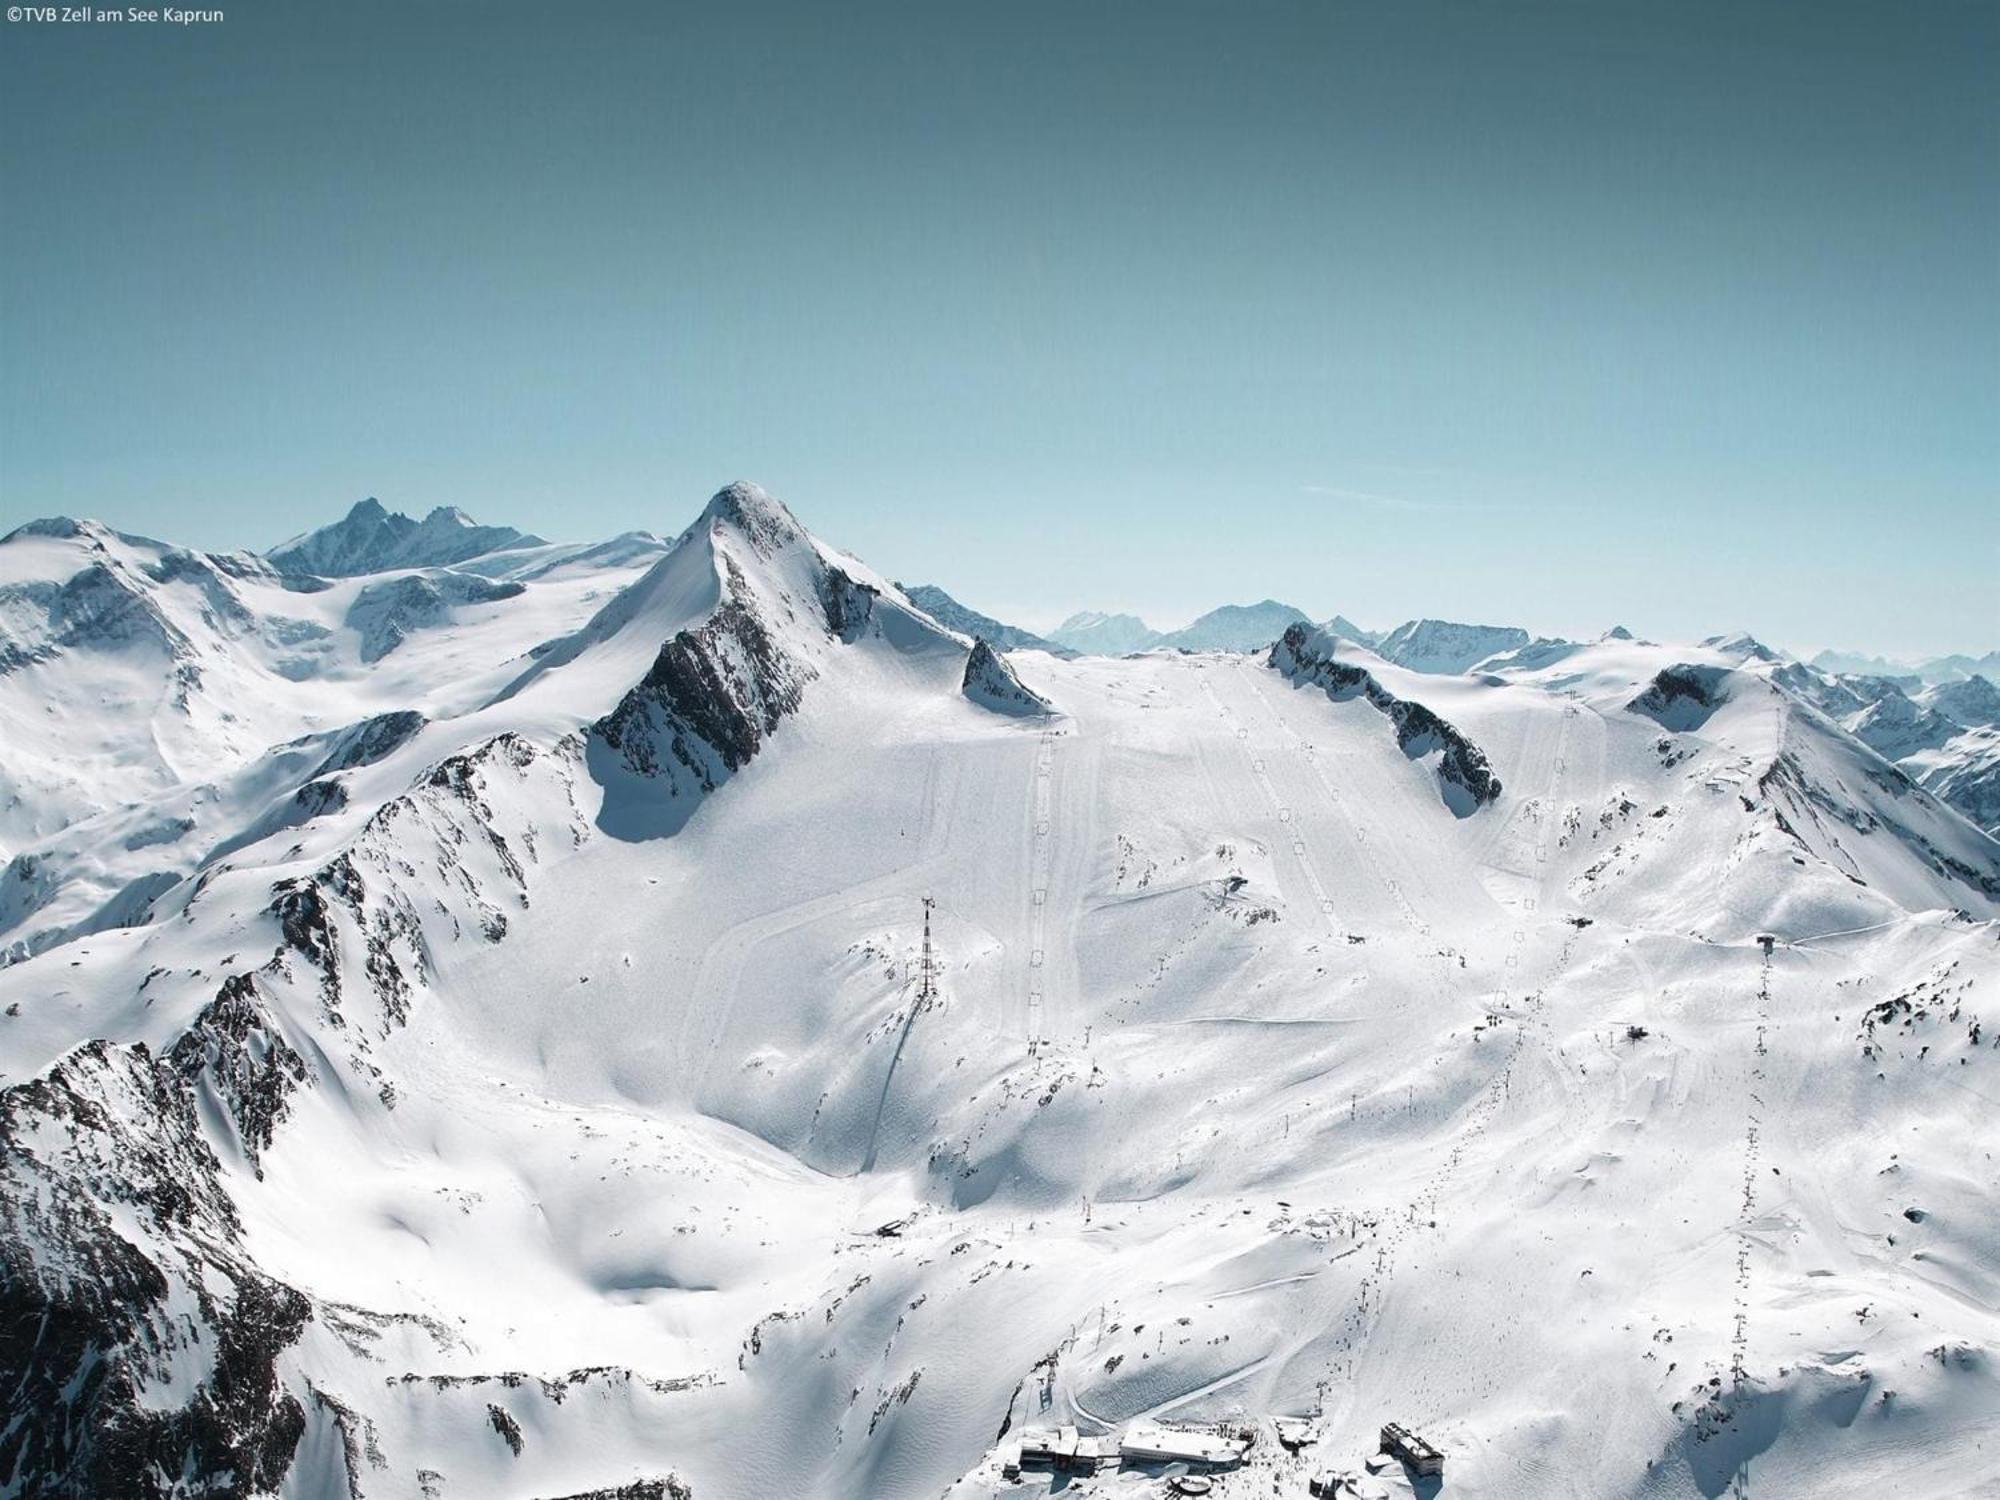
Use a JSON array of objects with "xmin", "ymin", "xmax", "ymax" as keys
[{"xmin": 919, "ymin": 896, "xmax": 936, "ymax": 1007}]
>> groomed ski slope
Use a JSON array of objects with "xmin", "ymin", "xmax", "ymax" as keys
[{"xmin": 1, "ymin": 489, "xmax": 1995, "ymax": 1500}]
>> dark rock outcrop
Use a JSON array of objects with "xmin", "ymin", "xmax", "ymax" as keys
[
  {"xmin": 166, "ymin": 972, "xmax": 309, "ymax": 1169},
  {"xmin": 0, "ymin": 1042, "xmax": 313, "ymax": 1499},
  {"xmin": 593, "ymin": 577, "xmax": 812, "ymax": 792},
  {"xmin": 1271, "ymin": 624, "xmax": 1502, "ymax": 813},
  {"xmin": 308, "ymin": 710, "xmax": 428, "ymax": 780},
  {"xmin": 963, "ymin": 639, "xmax": 1053, "ymax": 717},
  {"xmin": 1628, "ymin": 665, "xmax": 1732, "ymax": 732},
  {"xmin": 819, "ymin": 567, "xmax": 881, "ymax": 643}
]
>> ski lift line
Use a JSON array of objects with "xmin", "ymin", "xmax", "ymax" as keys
[
  {"xmin": 1727, "ymin": 941, "xmax": 1775, "ymax": 1401},
  {"xmin": 1026, "ymin": 730, "xmax": 1059, "ymax": 1055},
  {"xmin": 1533, "ymin": 706, "xmax": 1575, "ymax": 893},
  {"xmin": 1784, "ymin": 918, "xmax": 1904, "ymax": 947}
]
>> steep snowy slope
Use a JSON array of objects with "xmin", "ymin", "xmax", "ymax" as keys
[
  {"xmin": 1905, "ymin": 727, "xmax": 2000, "ymax": 837},
  {"xmin": 1767, "ymin": 663, "xmax": 2000, "ymax": 850},
  {"xmin": 1, "ymin": 487, "xmax": 1995, "ymax": 1500}
]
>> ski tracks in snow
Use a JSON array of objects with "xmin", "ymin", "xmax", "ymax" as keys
[
  {"xmin": 1196, "ymin": 661, "xmax": 1341, "ymax": 937},
  {"xmin": 1026, "ymin": 728, "xmax": 1057, "ymax": 1056}
]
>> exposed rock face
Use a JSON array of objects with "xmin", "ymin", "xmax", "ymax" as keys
[
  {"xmin": 0, "ymin": 561, "xmax": 192, "ymax": 676},
  {"xmin": 292, "ymin": 777, "xmax": 350, "ymax": 821},
  {"xmin": 594, "ymin": 574, "xmax": 813, "ymax": 791},
  {"xmin": 267, "ymin": 499, "xmax": 542, "ymax": 578},
  {"xmin": 0, "ymin": 1042, "xmax": 312, "ymax": 1499},
  {"xmin": 309, "ymin": 709, "xmax": 429, "ymax": 780},
  {"xmin": 1271, "ymin": 624, "xmax": 1501, "ymax": 812},
  {"xmin": 962, "ymin": 639, "xmax": 1054, "ymax": 717},
  {"xmin": 1321, "ymin": 614, "xmax": 1378, "ymax": 647},
  {"xmin": 819, "ymin": 567, "xmax": 881, "ymax": 643},
  {"xmin": 1701, "ymin": 631, "xmax": 1783, "ymax": 664},
  {"xmin": 1771, "ymin": 661, "xmax": 1877, "ymax": 719},
  {"xmin": 166, "ymin": 972, "xmax": 310, "ymax": 1169},
  {"xmin": 1628, "ymin": 665, "xmax": 1732, "ymax": 731},
  {"xmin": 1770, "ymin": 666, "xmax": 2000, "ymax": 834},
  {"xmin": 1758, "ymin": 748, "xmax": 2000, "ymax": 900}
]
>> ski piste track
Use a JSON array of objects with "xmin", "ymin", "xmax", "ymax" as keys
[
  {"xmin": 646, "ymin": 646, "xmax": 1871, "ymax": 1492},
  {"xmin": 1113, "ymin": 655, "xmax": 1613, "ymax": 1453},
  {"xmin": 1027, "ymin": 726, "xmax": 1058, "ymax": 1056},
  {"xmin": 1197, "ymin": 661, "xmax": 1341, "ymax": 938}
]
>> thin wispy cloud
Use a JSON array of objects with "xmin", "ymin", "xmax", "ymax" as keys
[{"xmin": 1298, "ymin": 484, "xmax": 1452, "ymax": 512}]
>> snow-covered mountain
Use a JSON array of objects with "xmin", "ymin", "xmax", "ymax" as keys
[
  {"xmin": 1812, "ymin": 645, "xmax": 2000, "ymax": 685},
  {"xmin": 1320, "ymin": 613, "xmax": 1379, "ymax": 647},
  {"xmin": 1050, "ymin": 609, "xmax": 1160, "ymax": 654},
  {"xmin": 2, "ymin": 486, "xmax": 1997, "ymax": 1500},
  {"xmin": 1923, "ymin": 674, "xmax": 2000, "ymax": 728},
  {"xmin": 1771, "ymin": 663, "xmax": 2000, "ymax": 837},
  {"xmin": 1372, "ymin": 618, "xmax": 1536, "ymax": 675},
  {"xmin": 899, "ymin": 584, "xmax": 1073, "ymax": 657},
  {"xmin": 1050, "ymin": 601, "xmax": 1314, "ymax": 655},
  {"xmin": 267, "ymin": 498, "xmax": 546, "ymax": 578},
  {"xmin": 1156, "ymin": 599, "xmax": 1311, "ymax": 653}
]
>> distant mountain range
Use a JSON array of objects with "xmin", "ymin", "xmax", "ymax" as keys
[
  {"xmin": 267, "ymin": 497, "xmax": 545, "ymax": 576},
  {"xmin": 1049, "ymin": 600, "xmax": 1312, "ymax": 654},
  {"xmin": 1811, "ymin": 646, "xmax": 2000, "ymax": 685},
  {"xmin": 898, "ymin": 585, "xmax": 1073, "ymax": 657}
]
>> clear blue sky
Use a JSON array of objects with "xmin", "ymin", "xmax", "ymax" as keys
[{"xmin": 2, "ymin": 0, "xmax": 1994, "ymax": 656}]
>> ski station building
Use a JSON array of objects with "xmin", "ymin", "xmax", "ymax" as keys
[{"xmin": 1006, "ymin": 1418, "xmax": 1254, "ymax": 1479}]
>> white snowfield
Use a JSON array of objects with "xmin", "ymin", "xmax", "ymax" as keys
[{"xmin": 0, "ymin": 486, "xmax": 1996, "ymax": 1500}]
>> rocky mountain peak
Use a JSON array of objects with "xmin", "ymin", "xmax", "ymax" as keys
[{"xmin": 691, "ymin": 481, "xmax": 806, "ymax": 557}]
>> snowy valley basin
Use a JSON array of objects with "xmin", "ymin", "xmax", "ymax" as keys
[{"xmin": 1, "ymin": 486, "xmax": 1997, "ymax": 1500}]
